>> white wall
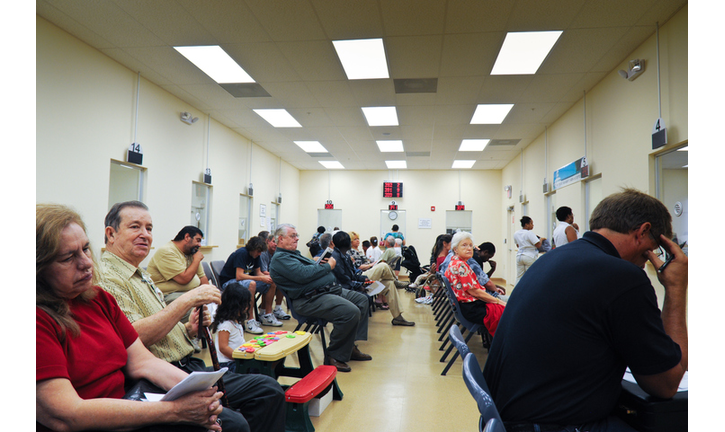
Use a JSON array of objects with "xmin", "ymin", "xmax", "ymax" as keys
[
  {"xmin": 36, "ymin": 16, "xmax": 299, "ymax": 265},
  {"xmin": 500, "ymin": 6, "xmax": 688, "ymax": 297}
]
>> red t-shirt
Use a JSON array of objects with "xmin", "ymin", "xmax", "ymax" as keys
[{"xmin": 36, "ymin": 287, "xmax": 138, "ymax": 400}]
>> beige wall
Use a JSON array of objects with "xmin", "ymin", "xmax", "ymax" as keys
[
  {"xmin": 296, "ymin": 169, "xmax": 502, "ymax": 261},
  {"xmin": 500, "ymin": 6, "xmax": 688, "ymax": 297},
  {"xmin": 36, "ymin": 17, "xmax": 299, "ymax": 265},
  {"xmin": 37, "ymin": 5, "xmax": 687, "ymax": 288}
]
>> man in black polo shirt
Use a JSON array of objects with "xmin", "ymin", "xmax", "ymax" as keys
[{"xmin": 483, "ymin": 189, "xmax": 687, "ymax": 432}]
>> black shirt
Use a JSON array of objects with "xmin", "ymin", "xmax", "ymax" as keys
[{"xmin": 483, "ymin": 231, "xmax": 682, "ymax": 425}]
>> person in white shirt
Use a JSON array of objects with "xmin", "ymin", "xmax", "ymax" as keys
[
  {"xmin": 212, "ymin": 282, "xmax": 252, "ymax": 373},
  {"xmin": 367, "ymin": 236, "xmax": 383, "ymax": 263},
  {"xmin": 514, "ymin": 216, "xmax": 544, "ymax": 285},
  {"xmin": 552, "ymin": 206, "xmax": 580, "ymax": 249}
]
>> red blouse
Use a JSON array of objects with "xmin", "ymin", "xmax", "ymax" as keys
[{"xmin": 444, "ymin": 255, "xmax": 483, "ymax": 303}]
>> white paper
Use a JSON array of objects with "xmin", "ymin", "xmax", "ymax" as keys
[
  {"xmin": 366, "ymin": 281, "xmax": 386, "ymax": 296},
  {"xmin": 159, "ymin": 368, "xmax": 228, "ymax": 401},
  {"xmin": 623, "ymin": 368, "xmax": 688, "ymax": 392}
]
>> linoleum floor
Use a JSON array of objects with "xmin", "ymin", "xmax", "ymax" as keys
[{"xmin": 199, "ymin": 284, "xmax": 492, "ymax": 432}]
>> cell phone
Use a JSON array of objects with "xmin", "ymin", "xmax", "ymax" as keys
[
  {"xmin": 658, "ymin": 252, "xmax": 674, "ymax": 273},
  {"xmin": 316, "ymin": 247, "xmax": 333, "ymax": 264}
]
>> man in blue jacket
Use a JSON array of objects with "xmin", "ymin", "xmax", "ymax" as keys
[{"xmin": 269, "ymin": 224, "xmax": 371, "ymax": 372}]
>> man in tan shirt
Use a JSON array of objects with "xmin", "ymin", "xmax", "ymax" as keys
[{"xmin": 146, "ymin": 225, "xmax": 209, "ymax": 322}]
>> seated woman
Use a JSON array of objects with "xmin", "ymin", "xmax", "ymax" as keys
[
  {"xmin": 412, "ymin": 233, "xmax": 452, "ymax": 304},
  {"xmin": 36, "ymin": 204, "xmax": 223, "ymax": 432},
  {"xmin": 333, "ymin": 231, "xmax": 414, "ymax": 327},
  {"xmin": 444, "ymin": 231, "xmax": 506, "ymax": 337},
  {"xmin": 347, "ymin": 231, "xmax": 374, "ymax": 273}
]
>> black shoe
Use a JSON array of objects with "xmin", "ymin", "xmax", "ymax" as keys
[
  {"xmin": 350, "ymin": 345, "xmax": 373, "ymax": 361},
  {"xmin": 324, "ymin": 356, "xmax": 351, "ymax": 372},
  {"xmin": 392, "ymin": 315, "xmax": 415, "ymax": 326}
]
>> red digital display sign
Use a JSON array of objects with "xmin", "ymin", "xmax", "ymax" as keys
[{"xmin": 383, "ymin": 182, "xmax": 403, "ymax": 198}]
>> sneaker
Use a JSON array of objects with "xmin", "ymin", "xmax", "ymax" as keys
[
  {"xmin": 273, "ymin": 305, "xmax": 291, "ymax": 320},
  {"xmin": 415, "ymin": 296, "xmax": 428, "ymax": 304},
  {"xmin": 245, "ymin": 319, "xmax": 264, "ymax": 334},
  {"xmin": 260, "ymin": 313, "xmax": 283, "ymax": 327},
  {"xmin": 423, "ymin": 295, "xmax": 434, "ymax": 305},
  {"xmin": 408, "ymin": 282, "xmax": 418, "ymax": 289}
]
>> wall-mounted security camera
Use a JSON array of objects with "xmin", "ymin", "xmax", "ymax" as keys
[
  {"xmin": 180, "ymin": 111, "xmax": 199, "ymax": 125},
  {"xmin": 618, "ymin": 59, "xmax": 645, "ymax": 81}
]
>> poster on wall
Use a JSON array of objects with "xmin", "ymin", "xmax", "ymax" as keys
[{"xmin": 553, "ymin": 157, "xmax": 589, "ymax": 190}]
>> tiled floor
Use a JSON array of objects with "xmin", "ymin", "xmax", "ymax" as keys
[{"xmin": 199, "ymin": 283, "xmax": 497, "ymax": 432}]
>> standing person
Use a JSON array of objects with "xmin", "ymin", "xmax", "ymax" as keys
[
  {"xmin": 552, "ymin": 206, "xmax": 580, "ymax": 248},
  {"xmin": 484, "ymin": 189, "xmax": 687, "ymax": 432},
  {"xmin": 306, "ymin": 226, "xmax": 325, "ymax": 257},
  {"xmin": 514, "ymin": 216, "xmax": 544, "ymax": 284},
  {"xmin": 36, "ymin": 204, "xmax": 224, "ymax": 432},
  {"xmin": 218, "ymin": 236, "xmax": 283, "ymax": 334},
  {"xmin": 269, "ymin": 224, "xmax": 372, "ymax": 373},
  {"xmin": 99, "ymin": 201, "xmax": 286, "ymax": 432},
  {"xmin": 146, "ymin": 225, "xmax": 209, "ymax": 324},
  {"xmin": 211, "ymin": 282, "xmax": 252, "ymax": 373},
  {"xmin": 385, "ymin": 224, "xmax": 406, "ymax": 245}
]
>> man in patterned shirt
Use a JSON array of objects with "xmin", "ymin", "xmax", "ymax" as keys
[{"xmin": 100, "ymin": 201, "xmax": 285, "ymax": 432}]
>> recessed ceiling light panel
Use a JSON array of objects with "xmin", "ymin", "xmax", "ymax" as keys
[
  {"xmin": 470, "ymin": 104, "xmax": 514, "ymax": 124},
  {"xmin": 319, "ymin": 161, "xmax": 345, "ymax": 169},
  {"xmin": 253, "ymin": 109, "xmax": 302, "ymax": 128},
  {"xmin": 294, "ymin": 141, "xmax": 328, "ymax": 153},
  {"xmin": 459, "ymin": 139, "xmax": 490, "ymax": 151},
  {"xmin": 333, "ymin": 38, "xmax": 389, "ymax": 80},
  {"xmin": 452, "ymin": 160, "xmax": 476, "ymax": 169},
  {"xmin": 376, "ymin": 140, "xmax": 404, "ymax": 152},
  {"xmin": 491, "ymin": 31, "xmax": 563, "ymax": 75},
  {"xmin": 174, "ymin": 45, "xmax": 255, "ymax": 83},
  {"xmin": 362, "ymin": 107, "xmax": 399, "ymax": 126},
  {"xmin": 385, "ymin": 160, "xmax": 407, "ymax": 169}
]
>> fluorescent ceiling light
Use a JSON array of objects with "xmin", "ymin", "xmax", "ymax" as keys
[
  {"xmin": 294, "ymin": 141, "xmax": 328, "ymax": 153},
  {"xmin": 377, "ymin": 140, "xmax": 404, "ymax": 152},
  {"xmin": 385, "ymin": 160, "xmax": 407, "ymax": 169},
  {"xmin": 459, "ymin": 139, "xmax": 490, "ymax": 152},
  {"xmin": 253, "ymin": 109, "xmax": 302, "ymax": 128},
  {"xmin": 677, "ymin": 146, "xmax": 688, "ymax": 151},
  {"xmin": 362, "ymin": 107, "xmax": 399, "ymax": 126},
  {"xmin": 470, "ymin": 104, "xmax": 514, "ymax": 124},
  {"xmin": 174, "ymin": 45, "xmax": 255, "ymax": 83},
  {"xmin": 491, "ymin": 31, "xmax": 563, "ymax": 75},
  {"xmin": 332, "ymin": 38, "xmax": 389, "ymax": 80},
  {"xmin": 319, "ymin": 161, "xmax": 345, "ymax": 169},
  {"xmin": 452, "ymin": 160, "xmax": 476, "ymax": 169}
]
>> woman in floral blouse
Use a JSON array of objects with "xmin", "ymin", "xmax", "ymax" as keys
[
  {"xmin": 347, "ymin": 231, "xmax": 374, "ymax": 272},
  {"xmin": 444, "ymin": 231, "xmax": 506, "ymax": 337}
]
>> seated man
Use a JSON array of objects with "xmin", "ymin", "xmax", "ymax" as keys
[
  {"xmin": 218, "ymin": 236, "xmax": 283, "ymax": 334},
  {"xmin": 473, "ymin": 241, "xmax": 497, "ymax": 279},
  {"xmin": 332, "ymin": 231, "xmax": 414, "ymax": 327},
  {"xmin": 483, "ymin": 189, "xmax": 687, "ymax": 432},
  {"xmin": 99, "ymin": 201, "xmax": 285, "ymax": 432},
  {"xmin": 269, "ymin": 224, "xmax": 371, "ymax": 373},
  {"xmin": 316, "ymin": 232, "xmax": 332, "ymax": 257},
  {"xmin": 257, "ymin": 231, "xmax": 291, "ymax": 320},
  {"xmin": 146, "ymin": 225, "xmax": 208, "ymax": 323}
]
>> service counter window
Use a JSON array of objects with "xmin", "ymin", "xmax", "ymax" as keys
[
  {"xmin": 446, "ymin": 210, "xmax": 472, "ymax": 234},
  {"xmin": 108, "ymin": 159, "xmax": 146, "ymax": 208},
  {"xmin": 191, "ymin": 181, "xmax": 212, "ymax": 244}
]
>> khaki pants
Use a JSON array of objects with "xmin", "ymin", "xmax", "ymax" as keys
[{"xmin": 363, "ymin": 263, "xmax": 402, "ymax": 319}]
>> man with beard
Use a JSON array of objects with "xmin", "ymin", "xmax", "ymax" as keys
[{"xmin": 147, "ymin": 225, "xmax": 210, "ymax": 323}]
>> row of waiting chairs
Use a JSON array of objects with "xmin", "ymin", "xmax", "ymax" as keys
[{"xmin": 429, "ymin": 272, "xmax": 492, "ymax": 376}]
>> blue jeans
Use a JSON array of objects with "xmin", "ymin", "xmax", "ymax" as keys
[{"xmin": 222, "ymin": 278, "xmax": 270, "ymax": 294}]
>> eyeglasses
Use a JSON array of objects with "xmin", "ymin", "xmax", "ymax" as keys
[
  {"xmin": 287, "ymin": 233, "xmax": 299, "ymax": 239},
  {"xmin": 648, "ymin": 232, "xmax": 666, "ymax": 257}
]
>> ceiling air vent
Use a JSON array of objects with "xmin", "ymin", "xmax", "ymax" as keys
[
  {"xmin": 406, "ymin": 151, "xmax": 431, "ymax": 157},
  {"xmin": 488, "ymin": 139, "xmax": 521, "ymax": 147},
  {"xmin": 219, "ymin": 83, "xmax": 271, "ymax": 98},
  {"xmin": 307, "ymin": 152, "xmax": 332, "ymax": 158},
  {"xmin": 394, "ymin": 78, "xmax": 438, "ymax": 94}
]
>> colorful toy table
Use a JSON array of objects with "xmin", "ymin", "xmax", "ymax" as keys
[{"xmin": 232, "ymin": 330, "xmax": 342, "ymax": 400}]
